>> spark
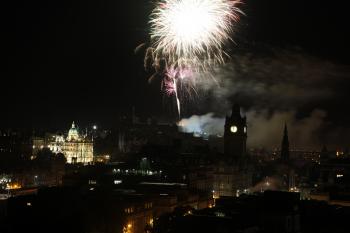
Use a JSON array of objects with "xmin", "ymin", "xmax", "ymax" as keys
[
  {"xmin": 150, "ymin": 0, "xmax": 242, "ymax": 70},
  {"xmin": 145, "ymin": 0, "xmax": 242, "ymax": 118},
  {"xmin": 165, "ymin": 67, "xmax": 183, "ymax": 118}
]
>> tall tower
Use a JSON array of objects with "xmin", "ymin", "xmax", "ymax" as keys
[
  {"xmin": 224, "ymin": 104, "xmax": 247, "ymax": 158},
  {"xmin": 281, "ymin": 123, "xmax": 290, "ymax": 161}
]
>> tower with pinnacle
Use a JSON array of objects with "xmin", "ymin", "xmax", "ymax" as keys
[
  {"xmin": 281, "ymin": 123, "xmax": 290, "ymax": 161},
  {"xmin": 224, "ymin": 104, "xmax": 247, "ymax": 159}
]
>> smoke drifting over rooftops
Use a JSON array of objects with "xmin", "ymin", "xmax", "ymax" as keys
[
  {"xmin": 179, "ymin": 47, "xmax": 350, "ymax": 149},
  {"xmin": 178, "ymin": 109, "xmax": 327, "ymax": 149}
]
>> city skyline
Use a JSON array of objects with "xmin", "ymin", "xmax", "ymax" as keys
[
  {"xmin": 1, "ymin": 1, "xmax": 349, "ymax": 147},
  {"xmin": 1, "ymin": 2, "xmax": 349, "ymax": 233}
]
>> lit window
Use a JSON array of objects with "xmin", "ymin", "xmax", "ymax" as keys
[
  {"xmin": 215, "ymin": 212, "xmax": 225, "ymax": 217},
  {"xmin": 145, "ymin": 202, "xmax": 152, "ymax": 209},
  {"xmin": 88, "ymin": 180, "xmax": 97, "ymax": 185},
  {"xmin": 124, "ymin": 207, "xmax": 134, "ymax": 214},
  {"xmin": 114, "ymin": 180, "xmax": 122, "ymax": 185}
]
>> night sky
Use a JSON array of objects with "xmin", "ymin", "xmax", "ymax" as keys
[{"xmin": 1, "ymin": 0, "xmax": 349, "ymax": 139}]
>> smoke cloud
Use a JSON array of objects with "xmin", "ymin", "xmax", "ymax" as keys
[
  {"xmin": 179, "ymin": 47, "xmax": 350, "ymax": 149},
  {"xmin": 179, "ymin": 109, "xmax": 327, "ymax": 149},
  {"xmin": 246, "ymin": 109, "xmax": 327, "ymax": 149},
  {"xmin": 193, "ymin": 47, "xmax": 348, "ymax": 113},
  {"xmin": 249, "ymin": 176, "xmax": 282, "ymax": 193},
  {"xmin": 178, "ymin": 113, "xmax": 225, "ymax": 136}
]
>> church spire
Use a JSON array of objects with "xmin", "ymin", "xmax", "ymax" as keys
[{"xmin": 281, "ymin": 123, "xmax": 290, "ymax": 161}]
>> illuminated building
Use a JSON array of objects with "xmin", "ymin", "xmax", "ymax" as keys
[{"xmin": 48, "ymin": 122, "xmax": 93, "ymax": 164}]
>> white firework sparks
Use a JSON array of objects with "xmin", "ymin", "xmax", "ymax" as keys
[
  {"xmin": 146, "ymin": 0, "xmax": 242, "ymax": 118},
  {"xmin": 150, "ymin": 0, "xmax": 242, "ymax": 70}
]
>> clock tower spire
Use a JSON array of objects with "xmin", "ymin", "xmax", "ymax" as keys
[{"xmin": 224, "ymin": 104, "xmax": 247, "ymax": 159}]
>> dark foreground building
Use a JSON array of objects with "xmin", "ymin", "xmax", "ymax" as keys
[
  {"xmin": 1, "ymin": 180, "xmax": 213, "ymax": 233},
  {"xmin": 213, "ymin": 104, "xmax": 252, "ymax": 197},
  {"xmin": 152, "ymin": 191, "xmax": 350, "ymax": 233}
]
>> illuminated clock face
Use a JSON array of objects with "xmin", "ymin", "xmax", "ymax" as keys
[{"xmin": 230, "ymin": 125, "xmax": 238, "ymax": 133}]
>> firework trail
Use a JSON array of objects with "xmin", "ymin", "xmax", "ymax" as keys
[
  {"xmin": 164, "ymin": 66, "xmax": 191, "ymax": 118},
  {"xmin": 144, "ymin": 0, "xmax": 242, "ymax": 118},
  {"xmin": 173, "ymin": 79, "xmax": 181, "ymax": 117}
]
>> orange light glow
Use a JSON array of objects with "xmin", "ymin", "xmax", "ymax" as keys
[{"xmin": 6, "ymin": 183, "xmax": 21, "ymax": 190}]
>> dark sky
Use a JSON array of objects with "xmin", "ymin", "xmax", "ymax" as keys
[{"xmin": 1, "ymin": 0, "xmax": 349, "ymax": 131}]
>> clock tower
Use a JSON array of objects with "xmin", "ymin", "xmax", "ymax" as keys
[{"xmin": 224, "ymin": 104, "xmax": 247, "ymax": 158}]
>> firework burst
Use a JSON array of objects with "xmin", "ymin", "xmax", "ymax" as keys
[
  {"xmin": 150, "ymin": 0, "xmax": 242, "ymax": 70},
  {"xmin": 143, "ymin": 0, "xmax": 243, "ymax": 118}
]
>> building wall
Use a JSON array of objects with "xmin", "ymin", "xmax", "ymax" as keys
[
  {"xmin": 62, "ymin": 141, "xmax": 93, "ymax": 164},
  {"xmin": 49, "ymin": 140, "xmax": 93, "ymax": 164},
  {"xmin": 32, "ymin": 137, "xmax": 45, "ymax": 156},
  {"xmin": 213, "ymin": 165, "xmax": 252, "ymax": 197},
  {"xmin": 123, "ymin": 202, "xmax": 153, "ymax": 233}
]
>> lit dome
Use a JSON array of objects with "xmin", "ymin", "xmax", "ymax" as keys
[{"xmin": 67, "ymin": 121, "xmax": 80, "ymax": 141}]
